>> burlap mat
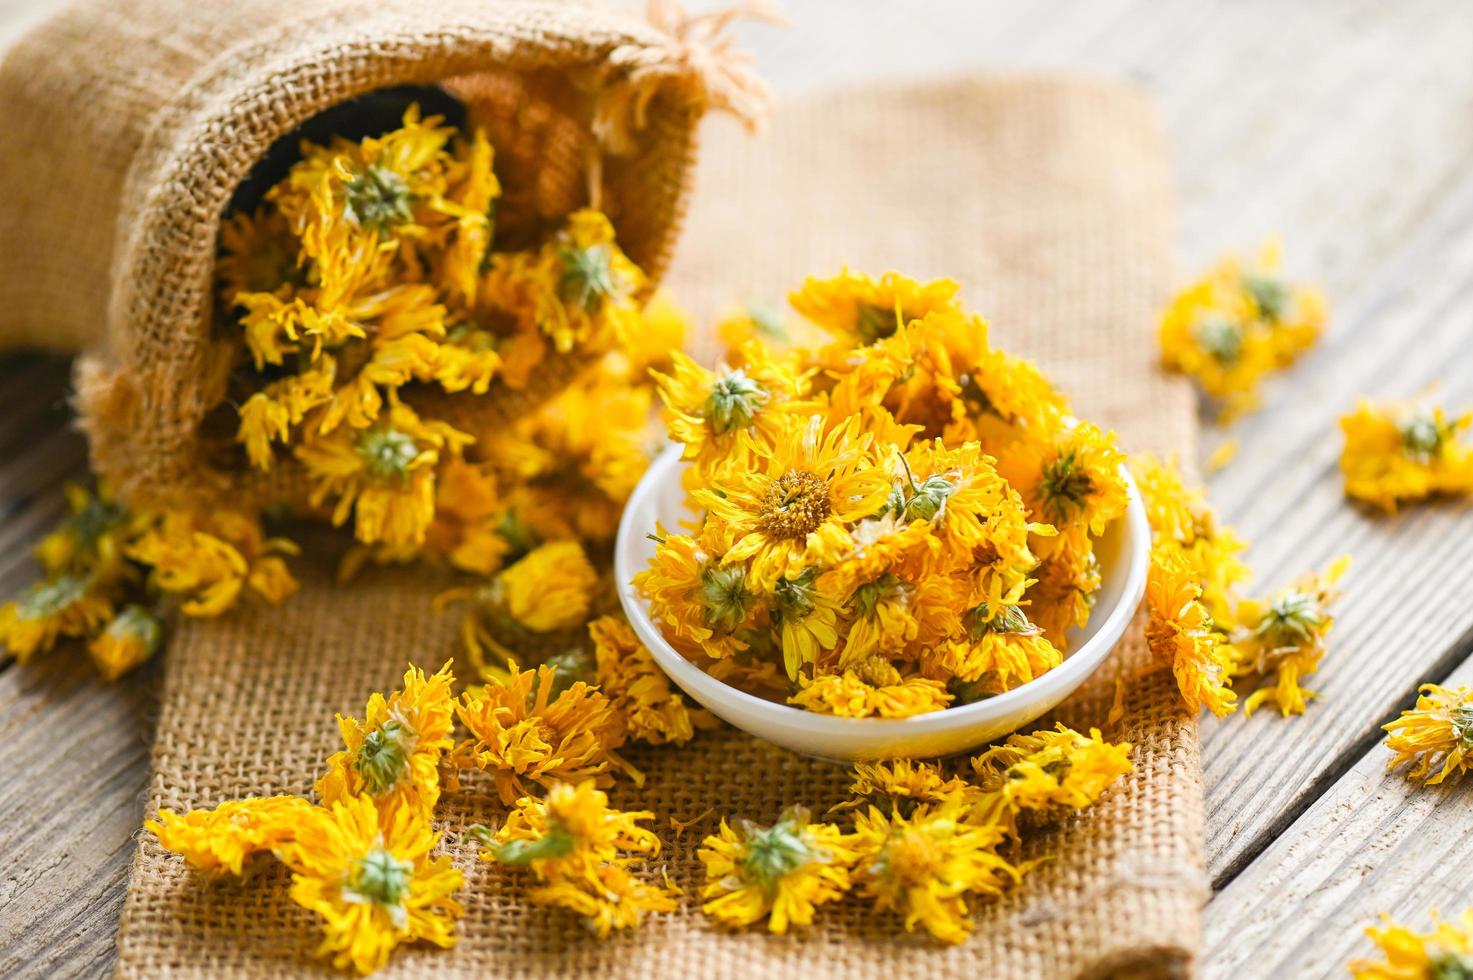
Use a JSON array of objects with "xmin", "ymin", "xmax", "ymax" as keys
[{"xmin": 116, "ymin": 77, "xmax": 1205, "ymax": 979}]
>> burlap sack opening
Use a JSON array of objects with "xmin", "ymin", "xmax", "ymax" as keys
[
  {"xmin": 118, "ymin": 76, "xmax": 1208, "ymax": 979},
  {"xmin": 0, "ymin": 0, "xmax": 734, "ymax": 511}
]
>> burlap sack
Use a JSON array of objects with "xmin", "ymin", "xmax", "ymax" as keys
[
  {"xmin": 116, "ymin": 77, "xmax": 1207, "ymax": 979},
  {"xmin": 0, "ymin": 0, "xmax": 759, "ymax": 511}
]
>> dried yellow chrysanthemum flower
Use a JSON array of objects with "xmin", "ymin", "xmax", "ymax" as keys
[
  {"xmin": 1129, "ymin": 453, "xmax": 1251, "ymax": 630},
  {"xmin": 316, "ymin": 662, "xmax": 457, "ymax": 821},
  {"xmin": 1230, "ymin": 556, "xmax": 1349, "ymax": 716},
  {"xmin": 482, "ymin": 781, "xmax": 676, "ymax": 938},
  {"xmin": 1145, "ymin": 546, "xmax": 1238, "ymax": 717},
  {"xmin": 451, "ymin": 664, "xmax": 636, "ymax": 804},
  {"xmin": 632, "ymin": 528, "xmax": 756, "ymax": 662},
  {"xmin": 282, "ymin": 795, "xmax": 463, "ymax": 976},
  {"xmin": 297, "ymin": 398, "xmax": 473, "ymax": 549},
  {"xmin": 493, "ymin": 540, "xmax": 599, "ymax": 634},
  {"xmin": 969, "ymin": 724, "xmax": 1133, "ymax": 838},
  {"xmin": 1349, "ymin": 909, "xmax": 1473, "ymax": 979},
  {"xmin": 1000, "ymin": 420, "xmax": 1128, "ymax": 542},
  {"xmin": 699, "ymin": 806, "xmax": 857, "ymax": 933},
  {"xmin": 850, "ymin": 801, "xmax": 1021, "ymax": 945},
  {"xmin": 524, "ymin": 862, "xmax": 680, "ymax": 939},
  {"xmin": 0, "ymin": 573, "xmax": 114, "ymax": 663},
  {"xmin": 127, "ymin": 507, "xmax": 299, "ymax": 616},
  {"xmin": 589, "ymin": 614, "xmax": 714, "ymax": 746},
  {"xmin": 1383, "ymin": 683, "xmax": 1473, "ymax": 785},
  {"xmin": 653, "ymin": 345, "xmax": 812, "ymax": 469},
  {"xmin": 790, "ymin": 269, "xmax": 962, "ymax": 346},
  {"xmin": 34, "ymin": 482, "xmax": 139, "ymax": 585},
  {"xmin": 1339, "ymin": 399, "xmax": 1473, "ymax": 512},
  {"xmin": 832, "ymin": 759, "xmax": 978, "ymax": 816},
  {"xmin": 87, "ymin": 604, "xmax": 163, "ymax": 680},
  {"xmin": 926, "ymin": 603, "xmax": 1063, "ymax": 699},
  {"xmin": 695, "ymin": 414, "xmax": 892, "ymax": 593},
  {"xmin": 1159, "ymin": 239, "xmax": 1325, "ymax": 421},
  {"xmin": 146, "ymin": 795, "xmax": 315, "ymax": 876},
  {"xmin": 486, "ymin": 780, "xmax": 661, "ymax": 868},
  {"xmin": 789, "ymin": 656, "xmax": 952, "ymax": 719}
]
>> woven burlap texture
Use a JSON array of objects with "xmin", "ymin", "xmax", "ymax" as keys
[
  {"xmin": 116, "ymin": 76, "xmax": 1206, "ymax": 979},
  {"xmin": 0, "ymin": 0, "xmax": 732, "ymax": 512}
]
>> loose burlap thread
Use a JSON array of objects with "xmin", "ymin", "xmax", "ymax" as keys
[
  {"xmin": 116, "ymin": 77, "xmax": 1206, "ymax": 979},
  {"xmin": 0, "ymin": 0, "xmax": 746, "ymax": 512}
]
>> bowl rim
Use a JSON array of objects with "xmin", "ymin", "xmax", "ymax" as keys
[{"xmin": 614, "ymin": 444, "xmax": 1150, "ymax": 739}]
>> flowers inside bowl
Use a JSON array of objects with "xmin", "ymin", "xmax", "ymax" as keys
[{"xmin": 614, "ymin": 272, "xmax": 1149, "ymax": 761}]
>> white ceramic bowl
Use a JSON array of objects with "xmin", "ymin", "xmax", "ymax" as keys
[{"xmin": 615, "ymin": 445, "xmax": 1150, "ymax": 762}]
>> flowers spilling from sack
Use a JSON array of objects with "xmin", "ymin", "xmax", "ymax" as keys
[
  {"xmin": 223, "ymin": 105, "xmax": 661, "ymax": 557},
  {"xmin": 0, "ymin": 107, "xmax": 688, "ymax": 677},
  {"xmin": 148, "ymin": 660, "xmax": 1133, "ymax": 974}
]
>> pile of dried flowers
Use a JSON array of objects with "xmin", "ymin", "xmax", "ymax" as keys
[
  {"xmin": 636, "ymin": 272, "xmax": 1128, "ymax": 717},
  {"xmin": 147, "ymin": 656, "xmax": 1132, "ymax": 970}
]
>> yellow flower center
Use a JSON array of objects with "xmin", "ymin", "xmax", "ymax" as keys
[
  {"xmin": 758, "ymin": 470, "xmax": 832, "ymax": 540},
  {"xmin": 882, "ymin": 826, "xmax": 945, "ymax": 886}
]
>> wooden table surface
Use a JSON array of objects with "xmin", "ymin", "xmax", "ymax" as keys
[{"xmin": 3, "ymin": 2, "xmax": 1472, "ymax": 977}]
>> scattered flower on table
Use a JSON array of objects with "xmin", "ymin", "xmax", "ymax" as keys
[
  {"xmin": 698, "ymin": 805, "xmax": 858, "ymax": 933},
  {"xmin": 145, "ymin": 796, "xmax": 315, "ymax": 876},
  {"xmin": 283, "ymin": 795, "xmax": 463, "ymax": 976},
  {"xmin": 1158, "ymin": 238, "xmax": 1326, "ymax": 421},
  {"xmin": 1349, "ymin": 909, "xmax": 1473, "ymax": 979},
  {"xmin": 482, "ymin": 780, "xmax": 678, "ymax": 938},
  {"xmin": 450, "ymin": 663, "xmax": 639, "ymax": 804},
  {"xmin": 316, "ymin": 662, "xmax": 457, "ymax": 820},
  {"xmin": 969, "ymin": 724, "xmax": 1134, "ymax": 840},
  {"xmin": 1383, "ymin": 683, "xmax": 1473, "ymax": 785},
  {"xmin": 1130, "ymin": 453, "xmax": 1250, "ymax": 631},
  {"xmin": 589, "ymin": 613, "xmax": 717, "ymax": 746},
  {"xmin": 850, "ymin": 800, "xmax": 1021, "ymax": 945},
  {"xmin": 1230, "ymin": 556, "xmax": 1350, "ymax": 716},
  {"xmin": 0, "ymin": 484, "xmax": 298, "ymax": 675},
  {"xmin": 831, "ymin": 759, "xmax": 980, "ymax": 817},
  {"xmin": 1339, "ymin": 399, "xmax": 1473, "ymax": 512},
  {"xmin": 1145, "ymin": 546, "xmax": 1239, "ymax": 717},
  {"xmin": 87, "ymin": 604, "xmax": 163, "ymax": 680}
]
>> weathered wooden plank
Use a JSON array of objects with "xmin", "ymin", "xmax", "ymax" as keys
[
  {"xmin": 1204, "ymin": 654, "xmax": 1473, "ymax": 979},
  {"xmin": 0, "ymin": 652, "xmax": 156, "ymax": 980},
  {"xmin": 1198, "ymin": 166, "xmax": 1473, "ymax": 884}
]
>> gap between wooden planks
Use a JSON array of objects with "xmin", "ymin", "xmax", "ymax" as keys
[{"xmin": 1206, "ymin": 650, "xmax": 1473, "ymax": 979}]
